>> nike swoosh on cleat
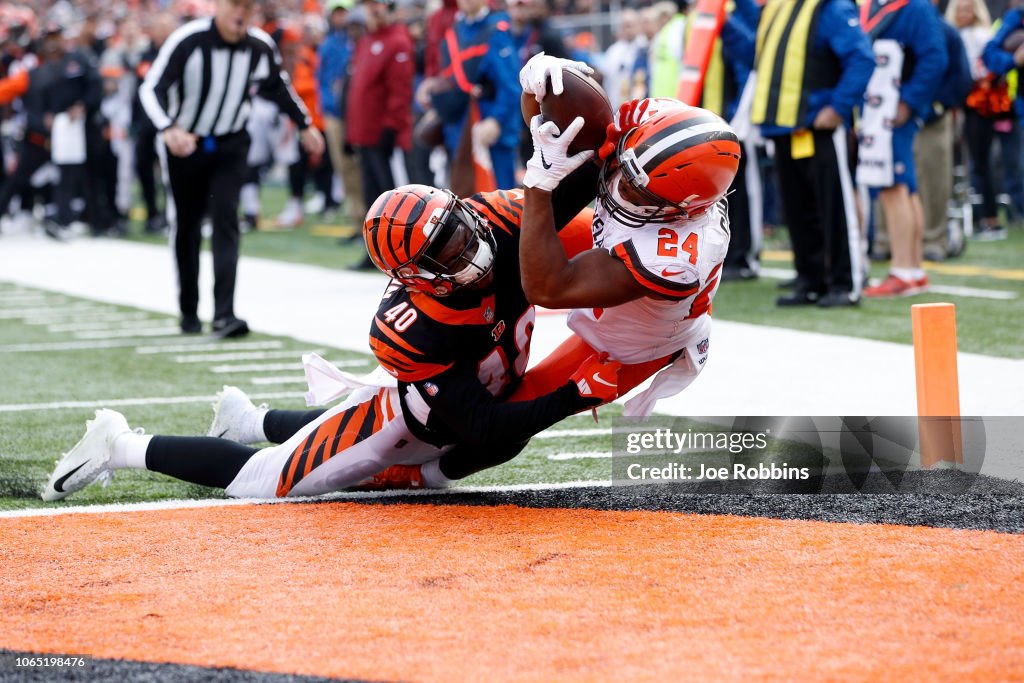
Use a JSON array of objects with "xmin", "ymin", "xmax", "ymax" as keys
[
  {"xmin": 53, "ymin": 462, "xmax": 88, "ymax": 493},
  {"xmin": 215, "ymin": 429, "xmax": 229, "ymax": 438},
  {"xmin": 592, "ymin": 372, "xmax": 616, "ymax": 388},
  {"xmin": 540, "ymin": 149, "xmax": 553, "ymax": 170}
]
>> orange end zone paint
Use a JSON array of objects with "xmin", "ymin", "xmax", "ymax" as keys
[{"xmin": 1, "ymin": 503, "xmax": 1021, "ymax": 682}]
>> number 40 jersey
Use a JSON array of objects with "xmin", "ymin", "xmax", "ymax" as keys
[{"xmin": 569, "ymin": 199, "xmax": 730, "ymax": 366}]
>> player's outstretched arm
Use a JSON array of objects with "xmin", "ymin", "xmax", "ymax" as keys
[{"xmin": 521, "ymin": 116, "xmax": 648, "ymax": 309}]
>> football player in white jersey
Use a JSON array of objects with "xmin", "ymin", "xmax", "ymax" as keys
[{"xmin": 511, "ymin": 55, "xmax": 741, "ymax": 416}]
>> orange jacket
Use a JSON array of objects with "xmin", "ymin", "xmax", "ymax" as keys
[
  {"xmin": 0, "ymin": 69, "xmax": 29, "ymax": 106},
  {"xmin": 291, "ymin": 45, "xmax": 324, "ymax": 131}
]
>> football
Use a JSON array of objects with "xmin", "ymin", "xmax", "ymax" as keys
[{"xmin": 520, "ymin": 68, "xmax": 613, "ymax": 155}]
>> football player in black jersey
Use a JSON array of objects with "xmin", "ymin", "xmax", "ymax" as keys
[{"xmin": 43, "ymin": 162, "xmax": 619, "ymax": 501}]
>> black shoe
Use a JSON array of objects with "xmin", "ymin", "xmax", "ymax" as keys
[
  {"xmin": 181, "ymin": 316, "xmax": 202, "ymax": 334},
  {"xmin": 776, "ymin": 277, "xmax": 797, "ymax": 290},
  {"xmin": 145, "ymin": 215, "xmax": 168, "ymax": 235},
  {"xmin": 777, "ymin": 287, "xmax": 824, "ymax": 307},
  {"xmin": 721, "ymin": 266, "xmax": 758, "ymax": 282},
  {"xmin": 43, "ymin": 221, "xmax": 71, "ymax": 241},
  {"xmin": 817, "ymin": 290, "xmax": 860, "ymax": 308},
  {"xmin": 212, "ymin": 317, "xmax": 250, "ymax": 338}
]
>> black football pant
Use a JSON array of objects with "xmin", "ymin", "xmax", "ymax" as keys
[
  {"xmin": 771, "ymin": 128, "xmax": 861, "ymax": 295},
  {"xmin": 135, "ymin": 126, "xmax": 162, "ymax": 221},
  {"xmin": 0, "ymin": 139, "xmax": 50, "ymax": 218},
  {"xmin": 166, "ymin": 130, "xmax": 249, "ymax": 323}
]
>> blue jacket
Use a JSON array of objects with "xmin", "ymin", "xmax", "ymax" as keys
[
  {"xmin": 438, "ymin": 10, "xmax": 522, "ymax": 151},
  {"xmin": 983, "ymin": 8, "xmax": 1024, "ymax": 116},
  {"xmin": 720, "ymin": 10, "xmax": 755, "ymax": 121},
  {"xmin": 925, "ymin": 16, "xmax": 972, "ymax": 122},
  {"xmin": 317, "ymin": 29, "xmax": 351, "ymax": 119},
  {"xmin": 759, "ymin": 0, "xmax": 875, "ymax": 137}
]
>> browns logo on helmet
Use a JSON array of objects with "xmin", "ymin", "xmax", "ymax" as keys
[
  {"xmin": 363, "ymin": 184, "xmax": 496, "ymax": 296},
  {"xmin": 599, "ymin": 101, "xmax": 741, "ymax": 227}
]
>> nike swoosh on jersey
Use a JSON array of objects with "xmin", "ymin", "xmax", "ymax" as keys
[
  {"xmin": 660, "ymin": 268, "xmax": 688, "ymax": 277},
  {"xmin": 592, "ymin": 372, "xmax": 616, "ymax": 388},
  {"xmin": 53, "ymin": 461, "xmax": 88, "ymax": 493}
]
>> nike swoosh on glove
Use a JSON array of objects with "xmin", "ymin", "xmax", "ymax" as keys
[
  {"xmin": 523, "ymin": 115, "xmax": 595, "ymax": 192},
  {"xmin": 519, "ymin": 52, "xmax": 595, "ymax": 103},
  {"xmin": 570, "ymin": 352, "xmax": 622, "ymax": 406}
]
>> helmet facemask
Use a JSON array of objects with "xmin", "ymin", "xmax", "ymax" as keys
[
  {"xmin": 393, "ymin": 194, "xmax": 496, "ymax": 296},
  {"xmin": 598, "ymin": 141, "xmax": 690, "ymax": 228}
]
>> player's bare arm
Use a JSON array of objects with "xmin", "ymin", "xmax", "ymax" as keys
[{"xmin": 520, "ymin": 115, "xmax": 648, "ymax": 309}]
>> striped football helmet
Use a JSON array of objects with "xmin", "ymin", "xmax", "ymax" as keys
[
  {"xmin": 363, "ymin": 184, "xmax": 496, "ymax": 296},
  {"xmin": 599, "ymin": 101, "xmax": 741, "ymax": 226}
]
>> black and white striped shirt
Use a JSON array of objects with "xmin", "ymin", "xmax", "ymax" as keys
[{"xmin": 139, "ymin": 18, "xmax": 310, "ymax": 137}]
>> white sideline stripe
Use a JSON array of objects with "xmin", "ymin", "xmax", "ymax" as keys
[
  {"xmin": 0, "ymin": 339, "xmax": 163, "ymax": 353},
  {"xmin": 73, "ymin": 326, "xmax": 181, "ymax": 340},
  {"xmin": 173, "ymin": 349, "xmax": 326, "ymax": 363},
  {"xmin": 536, "ymin": 428, "xmax": 612, "ymax": 439},
  {"xmin": 209, "ymin": 360, "xmax": 368, "ymax": 373},
  {"xmin": 136, "ymin": 341, "xmax": 284, "ymax": 354},
  {"xmin": 27, "ymin": 312, "xmax": 154, "ymax": 325},
  {"xmin": 0, "ymin": 304, "xmax": 107, "ymax": 318},
  {"xmin": 47, "ymin": 319, "xmax": 163, "ymax": 333},
  {"xmin": 547, "ymin": 451, "xmax": 612, "ymax": 460},
  {"xmin": 0, "ymin": 480, "xmax": 614, "ymax": 518},
  {"xmin": 760, "ymin": 267, "xmax": 1017, "ymax": 301},
  {"xmin": 250, "ymin": 376, "xmax": 307, "ymax": 385},
  {"xmin": 0, "ymin": 391, "xmax": 306, "ymax": 413},
  {"xmin": 929, "ymin": 284, "xmax": 1016, "ymax": 301}
]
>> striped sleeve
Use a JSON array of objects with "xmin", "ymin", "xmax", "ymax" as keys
[
  {"xmin": 138, "ymin": 19, "xmax": 208, "ymax": 132},
  {"xmin": 250, "ymin": 27, "xmax": 312, "ymax": 129},
  {"xmin": 612, "ymin": 240, "xmax": 700, "ymax": 300},
  {"xmin": 369, "ymin": 317, "xmax": 454, "ymax": 382}
]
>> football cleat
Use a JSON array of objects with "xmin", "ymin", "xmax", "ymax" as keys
[
  {"xmin": 42, "ymin": 409, "xmax": 134, "ymax": 502},
  {"xmin": 350, "ymin": 465, "xmax": 425, "ymax": 491},
  {"xmin": 207, "ymin": 385, "xmax": 268, "ymax": 444}
]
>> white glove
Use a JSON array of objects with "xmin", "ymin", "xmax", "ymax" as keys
[
  {"xmin": 519, "ymin": 52, "xmax": 595, "ymax": 104},
  {"xmin": 523, "ymin": 115, "xmax": 595, "ymax": 192}
]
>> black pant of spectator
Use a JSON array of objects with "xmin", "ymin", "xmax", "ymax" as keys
[
  {"xmin": 55, "ymin": 163, "xmax": 86, "ymax": 228},
  {"xmin": 87, "ymin": 124, "xmax": 120, "ymax": 235},
  {"xmin": 723, "ymin": 146, "xmax": 760, "ymax": 276},
  {"xmin": 405, "ymin": 138, "xmax": 434, "ymax": 186},
  {"xmin": 357, "ymin": 145, "xmax": 396, "ymax": 211},
  {"xmin": 964, "ymin": 109, "xmax": 998, "ymax": 222},
  {"xmin": 0, "ymin": 138, "xmax": 51, "ymax": 218},
  {"xmin": 771, "ymin": 129, "xmax": 861, "ymax": 298},
  {"xmin": 165, "ymin": 130, "xmax": 249, "ymax": 328},
  {"xmin": 135, "ymin": 125, "xmax": 163, "ymax": 225}
]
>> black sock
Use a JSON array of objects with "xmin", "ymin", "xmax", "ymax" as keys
[
  {"xmin": 146, "ymin": 436, "xmax": 259, "ymax": 489},
  {"xmin": 263, "ymin": 408, "xmax": 326, "ymax": 444},
  {"xmin": 438, "ymin": 440, "xmax": 529, "ymax": 480}
]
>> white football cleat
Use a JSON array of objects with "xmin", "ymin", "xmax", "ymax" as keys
[
  {"xmin": 42, "ymin": 409, "xmax": 132, "ymax": 502},
  {"xmin": 207, "ymin": 385, "xmax": 268, "ymax": 444}
]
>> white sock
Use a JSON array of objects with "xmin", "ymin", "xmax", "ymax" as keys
[
  {"xmin": 109, "ymin": 432, "xmax": 153, "ymax": 470},
  {"xmin": 421, "ymin": 459, "xmax": 454, "ymax": 489},
  {"xmin": 911, "ymin": 268, "xmax": 926, "ymax": 280},
  {"xmin": 891, "ymin": 267, "xmax": 916, "ymax": 282},
  {"xmin": 242, "ymin": 407, "xmax": 269, "ymax": 444}
]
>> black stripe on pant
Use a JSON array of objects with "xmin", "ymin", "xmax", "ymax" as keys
[
  {"xmin": 166, "ymin": 130, "xmax": 249, "ymax": 322},
  {"xmin": 771, "ymin": 129, "xmax": 856, "ymax": 293}
]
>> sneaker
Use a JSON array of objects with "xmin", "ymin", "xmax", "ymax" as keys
[
  {"xmin": 915, "ymin": 274, "xmax": 930, "ymax": 292},
  {"xmin": 276, "ymin": 199, "xmax": 304, "ymax": 229},
  {"xmin": 350, "ymin": 464, "xmax": 424, "ymax": 491},
  {"xmin": 212, "ymin": 317, "xmax": 249, "ymax": 338},
  {"xmin": 972, "ymin": 224, "xmax": 1008, "ymax": 241},
  {"xmin": 721, "ymin": 266, "xmax": 758, "ymax": 282},
  {"xmin": 181, "ymin": 316, "xmax": 202, "ymax": 335},
  {"xmin": 208, "ymin": 385, "xmax": 268, "ymax": 444},
  {"xmin": 776, "ymin": 286, "xmax": 824, "ymax": 307},
  {"xmin": 304, "ymin": 192, "xmax": 326, "ymax": 215},
  {"xmin": 863, "ymin": 274, "xmax": 918, "ymax": 298},
  {"xmin": 817, "ymin": 290, "xmax": 860, "ymax": 308},
  {"xmin": 42, "ymin": 409, "xmax": 135, "ymax": 502}
]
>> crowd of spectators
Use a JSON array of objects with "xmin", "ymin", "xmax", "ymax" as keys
[{"xmin": 0, "ymin": 0, "xmax": 1021, "ymax": 301}]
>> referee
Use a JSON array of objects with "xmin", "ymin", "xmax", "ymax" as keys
[{"xmin": 139, "ymin": 0, "xmax": 324, "ymax": 336}]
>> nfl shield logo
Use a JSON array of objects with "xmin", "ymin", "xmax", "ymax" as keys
[
  {"xmin": 424, "ymin": 382, "xmax": 439, "ymax": 396},
  {"xmin": 484, "ymin": 306, "xmax": 494, "ymax": 323},
  {"xmin": 697, "ymin": 338, "xmax": 709, "ymax": 355}
]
